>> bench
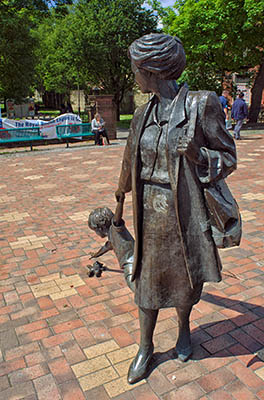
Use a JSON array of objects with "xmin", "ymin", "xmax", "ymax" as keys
[
  {"xmin": 0, "ymin": 127, "xmax": 43, "ymax": 151},
  {"xmin": 56, "ymin": 123, "xmax": 93, "ymax": 147}
]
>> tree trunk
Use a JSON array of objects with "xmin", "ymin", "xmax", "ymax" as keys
[
  {"xmin": 114, "ymin": 93, "xmax": 120, "ymax": 121},
  {"xmin": 3, "ymin": 97, "xmax": 7, "ymax": 113},
  {"xmin": 249, "ymin": 61, "xmax": 264, "ymax": 123},
  {"xmin": 116, "ymin": 106, "xmax": 120, "ymax": 122}
]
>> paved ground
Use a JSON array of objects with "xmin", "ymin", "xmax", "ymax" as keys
[{"xmin": 0, "ymin": 129, "xmax": 264, "ymax": 400}]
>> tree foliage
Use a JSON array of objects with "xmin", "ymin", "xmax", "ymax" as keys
[
  {"xmin": 74, "ymin": 0, "xmax": 158, "ymax": 117},
  {"xmin": 34, "ymin": 12, "xmax": 79, "ymax": 99},
  {"xmin": 36, "ymin": 0, "xmax": 158, "ymax": 117},
  {"xmin": 161, "ymin": 0, "xmax": 264, "ymax": 120},
  {"xmin": 0, "ymin": 0, "xmax": 72, "ymax": 102},
  {"xmin": 0, "ymin": 2, "xmax": 37, "ymax": 102},
  {"xmin": 1, "ymin": 0, "xmax": 157, "ymax": 115}
]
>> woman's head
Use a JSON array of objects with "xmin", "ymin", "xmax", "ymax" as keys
[
  {"xmin": 129, "ymin": 33, "xmax": 186, "ymax": 81},
  {"xmin": 95, "ymin": 113, "xmax": 101, "ymax": 121}
]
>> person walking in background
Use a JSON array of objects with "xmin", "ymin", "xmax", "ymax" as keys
[
  {"xmin": 231, "ymin": 92, "xmax": 248, "ymax": 140},
  {"xmin": 91, "ymin": 113, "xmax": 110, "ymax": 145},
  {"xmin": 219, "ymin": 90, "xmax": 230, "ymax": 129}
]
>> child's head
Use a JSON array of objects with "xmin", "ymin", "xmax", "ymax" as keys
[{"xmin": 88, "ymin": 207, "xmax": 114, "ymax": 238}]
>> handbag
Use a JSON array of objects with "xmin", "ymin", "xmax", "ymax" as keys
[{"xmin": 204, "ymin": 179, "xmax": 242, "ymax": 248}]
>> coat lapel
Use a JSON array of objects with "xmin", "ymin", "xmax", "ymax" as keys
[
  {"xmin": 166, "ymin": 86, "xmax": 189, "ymax": 190},
  {"xmin": 168, "ymin": 85, "xmax": 188, "ymax": 132}
]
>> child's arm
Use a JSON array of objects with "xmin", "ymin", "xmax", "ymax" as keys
[{"xmin": 89, "ymin": 241, "xmax": 113, "ymax": 259}]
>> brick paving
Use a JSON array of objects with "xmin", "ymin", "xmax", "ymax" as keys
[{"xmin": 0, "ymin": 130, "xmax": 264, "ymax": 399}]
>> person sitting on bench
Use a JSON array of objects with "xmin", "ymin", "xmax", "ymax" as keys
[{"xmin": 91, "ymin": 113, "xmax": 110, "ymax": 145}]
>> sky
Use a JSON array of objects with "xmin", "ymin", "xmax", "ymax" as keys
[
  {"xmin": 144, "ymin": 1, "xmax": 177, "ymax": 28},
  {"xmin": 144, "ymin": 0, "xmax": 176, "ymax": 11},
  {"xmin": 159, "ymin": 0, "xmax": 175, "ymax": 6}
]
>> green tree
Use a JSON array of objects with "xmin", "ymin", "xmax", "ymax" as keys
[
  {"xmin": 0, "ymin": 0, "xmax": 73, "ymax": 103},
  {"xmin": 244, "ymin": 0, "xmax": 264, "ymax": 122},
  {"xmin": 34, "ymin": 11, "xmax": 79, "ymax": 104},
  {"xmin": 35, "ymin": 0, "xmax": 158, "ymax": 117},
  {"xmin": 161, "ymin": 0, "xmax": 264, "ymax": 122},
  {"xmin": 70, "ymin": 0, "xmax": 158, "ymax": 119},
  {"xmin": 0, "ymin": 2, "xmax": 37, "ymax": 102}
]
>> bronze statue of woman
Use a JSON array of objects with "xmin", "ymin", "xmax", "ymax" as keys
[{"xmin": 115, "ymin": 33, "xmax": 237, "ymax": 384}]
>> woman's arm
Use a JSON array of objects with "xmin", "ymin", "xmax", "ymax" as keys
[
  {"xmin": 178, "ymin": 91, "xmax": 236, "ymax": 183},
  {"xmin": 91, "ymin": 119, "xmax": 98, "ymax": 131},
  {"xmin": 116, "ymin": 127, "xmax": 133, "ymax": 194},
  {"xmin": 114, "ymin": 124, "xmax": 133, "ymax": 223},
  {"xmin": 197, "ymin": 91, "xmax": 237, "ymax": 183}
]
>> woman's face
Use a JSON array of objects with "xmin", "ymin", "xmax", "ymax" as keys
[{"xmin": 131, "ymin": 62, "xmax": 152, "ymax": 94}]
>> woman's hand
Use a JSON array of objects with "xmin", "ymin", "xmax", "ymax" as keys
[
  {"xmin": 115, "ymin": 189, "xmax": 125, "ymax": 203},
  {"xmin": 177, "ymin": 136, "xmax": 204, "ymax": 164}
]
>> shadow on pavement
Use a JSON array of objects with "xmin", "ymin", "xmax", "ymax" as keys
[
  {"xmin": 239, "ymin": 136, "xmax": 263, "ymax": 140},
  {"xmin": 144, "ymin": 292, "xmax": 264, "ymax": 377}
]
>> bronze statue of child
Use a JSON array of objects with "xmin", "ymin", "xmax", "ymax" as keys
[{"xmin": 88, "ymin": 206, "xmax": 135, "ymax": 292}]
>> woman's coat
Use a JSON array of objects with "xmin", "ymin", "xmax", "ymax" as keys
[{"xmin": 117, "ymin": 87, "xmax": 237, "ymax": 288}]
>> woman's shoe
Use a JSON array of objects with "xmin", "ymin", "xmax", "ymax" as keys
[
  {"xmin": 176, "ymin": 345, "xmax": 192, "ymax": 362},
  {"xmin": 127, "ymin": 344, "xmax": 154, "ymax": 384}
]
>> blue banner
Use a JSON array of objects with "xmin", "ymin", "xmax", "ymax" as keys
[{"xmin": 2, "ymin": 113, "xmax": 82, "ymax": 139}]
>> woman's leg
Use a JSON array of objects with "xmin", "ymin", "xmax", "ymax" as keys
[
  {"xmin": 139, "ymin": 307, "xmax": 158, "ymax": 348},
  {"xmin": 103, "ymin": 129, "xmax": 110, "ymax": 144},
  {"xmin": 93, "ymin": 131, "xmax": 97, "ymax": 145},
  {"xmin": 175, "ymin": 304, "xmax": 193, "ymax": 362},
  {"xmin": 94, "ymin": 131, "xmax": 100, "ymax": 145},
  {"xmin": 127, "ymin": 306, "xmax": 158, "ymax": 384}
]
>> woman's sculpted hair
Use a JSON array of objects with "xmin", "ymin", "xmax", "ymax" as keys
[{"xmin": 129, "ymin": 33, "xmax": 186, "ymax": 81}]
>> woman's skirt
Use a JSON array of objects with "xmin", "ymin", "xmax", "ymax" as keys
[{"xmin": 135, "ymin": 182, "xmax": 203, "ymax": 310}]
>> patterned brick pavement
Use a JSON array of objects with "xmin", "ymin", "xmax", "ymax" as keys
[{"xmin": 0, "ymin": 131, "xmax": 264, "ymax": 399}]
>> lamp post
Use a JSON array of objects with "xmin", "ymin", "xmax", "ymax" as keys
[{"xmin": 77, "ymin": 72, "xmax": 81, "ymax": 115}]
